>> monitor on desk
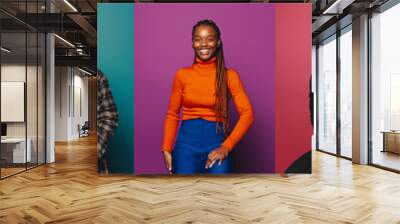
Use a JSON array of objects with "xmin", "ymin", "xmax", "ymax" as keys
[{"xmin": 1, "ymin": 123, "xmax": 7, "ymax": 138}]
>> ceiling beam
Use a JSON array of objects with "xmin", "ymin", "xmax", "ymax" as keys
[{"xmin": 55, "ymin": 55, "xmax": 96, "ymax": 68}]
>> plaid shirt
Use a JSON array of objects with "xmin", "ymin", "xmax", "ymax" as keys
[{"xmin": 97, "ymin": 71, "xmax": 119, "ymax": 173}]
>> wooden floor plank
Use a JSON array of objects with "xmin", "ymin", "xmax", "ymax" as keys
[{"xmin": 0, "ymin": 135, "xmax": 399, "ymax": 223}]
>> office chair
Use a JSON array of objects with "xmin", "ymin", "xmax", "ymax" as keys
[{"xmin": 79, "ymin": 121, "xmax": 90, "ymax": 138}]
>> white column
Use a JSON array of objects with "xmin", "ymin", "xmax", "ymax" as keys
[
  {"xmin": 45, "ymin": 0, "xmax": 56, "ymax": 163},
  {"xmin": 46, "ymin": 32, "xmax": 55, "ymax": 163},
  {"xmin": 352, "ymin": 14, "xmax": 369, "ymax": 164}
]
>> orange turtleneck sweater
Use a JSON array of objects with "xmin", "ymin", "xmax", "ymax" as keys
[{"xmin": 162, "ymin": 57, "xmax": 254, "ymax": 152}]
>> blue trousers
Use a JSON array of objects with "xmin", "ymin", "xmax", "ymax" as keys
[{"xmin": 172, "ymin": 118, "xmax": 232, "ymax": 174}]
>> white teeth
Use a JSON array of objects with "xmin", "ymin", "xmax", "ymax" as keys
[{"xmin": 200, "ymin": 49, "xmax": 210, "ymax": 54}]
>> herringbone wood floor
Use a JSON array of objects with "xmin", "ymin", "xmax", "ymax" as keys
[{"xmin": 0, "ymin": 135, "xmax": 400, "ymax": 224}]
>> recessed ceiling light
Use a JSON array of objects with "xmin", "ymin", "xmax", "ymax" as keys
[
  {"xmin": 63, "ymin": 0, "xmax": 78, "ymax": 12},
  {"xmin": 54, "ymin": 34, "xmax": 75, "ymax": 48},
  {"xmin": 78, "ymin": 67, "xmax": 93, "ymax": 76},
  {"xmin": 1, "ymin": 47, "xmax": 11, "ymax": 53},
  {"xmin": 322, "ymin": 0, "xmax": 355, "ymax": 15}
]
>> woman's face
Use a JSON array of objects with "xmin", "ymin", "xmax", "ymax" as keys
[{"xmin": 192, "ymin": 25, "xmax": 220, "ymax": 61}]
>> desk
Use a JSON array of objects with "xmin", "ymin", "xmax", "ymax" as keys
[
  {"xmin": 1, "ymin": 138, "xmax": 31, "ymax": 163},
  {"xmin": 381, "ymin": 131, "xmax": 400, "ymax": 154}
]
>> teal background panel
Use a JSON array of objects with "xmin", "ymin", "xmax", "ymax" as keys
[{"xmin": 97, "ymin": 3, "xmax": 134, "ymax": 173}]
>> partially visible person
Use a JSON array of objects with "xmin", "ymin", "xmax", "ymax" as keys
[
  {"xmin": 97, "ymin": 70, "xmax": 119, "ymax": 174},
  {"xmin": 161, "ymin": 19, "xmax": 254, "ymax": 174}
]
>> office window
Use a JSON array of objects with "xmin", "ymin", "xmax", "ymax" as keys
[
  {"xmin": 1, "ymin": 32, "xmax": 28, "ymax": 178},
  {"xmin": 27, "ymin": 31, "xmax": 38, "ymax": 170},
  {"xmin": 339, "ymin": 27, "xmax": 352, "ymax": 158},
  {"xmin": 317, "ymin": 35, "xmax": 337, "ymax": 154},
  {"xmin": 312, "ymin": 45, "xmax": 317, "ymax": 150},
  {"xmin": 371, "ymin": 3, "xmax": 400, "ymax": 171},
  {"xmin": 0, "ymin": 1, "xmax": 46, "ymax": 179}
]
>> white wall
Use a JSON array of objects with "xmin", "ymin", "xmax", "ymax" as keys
[
  {"xmin": 55, "ymin": 67, "xmax": 89, "ymax": 141},
  {"xmin": 1, "ymin": 65, "xmax": 38, "ymax": 137},
  {"xmin": 77, "ymin": 71, "xmax": 89, "ymax": 139},
  {"xmin": 1, "ymin": 63, "xmax": 46, "ymax": 164},
  {"xmin": 1, "ymin": 65, "xmax": 27, "ymax": 141},
  {"xmin": 55, "ymin": 66, "xmax": 70, "ymax": 141}
]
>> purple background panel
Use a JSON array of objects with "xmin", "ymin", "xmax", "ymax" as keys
[{"xmin": 134, "ymin": 3, "xmax": 275, "ymax": 174}]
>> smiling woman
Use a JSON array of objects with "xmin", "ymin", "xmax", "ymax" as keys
[{"xmin": 161, "ymin": 19, "xmax": 255, "ymax": 174}]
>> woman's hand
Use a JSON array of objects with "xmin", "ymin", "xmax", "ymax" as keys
[
  {"xmin": 162, "ymin": 151, "xmax": 173, "ymax": 174},
  {"xmin": 205, "ymin": 145, "xmax": 230, "ymax": 169}
]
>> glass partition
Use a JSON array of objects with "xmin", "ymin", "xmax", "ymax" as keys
[
  {"xmin": 27, "ymin": 30, "xmax": 38, "ymax": 169},
  {"xmin": 339, "ymin": 27, "xmax": 352, "ymax": 158},
  {"xmin": 371, "ymin": 3, "xmax": 400, "ymax": 171},
  {"xmin": 0, "ymin": 1, "xmax": 46, "ymax": 179},
  {"xmin": 317, "ymin": 35, "xmax": 337, "ymax": 154},
  {"xmin": 1, "ymin": 31, "xmax": 28, "ymax": 177}
]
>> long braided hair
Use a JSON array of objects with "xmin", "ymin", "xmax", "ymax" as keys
[{"xmin": 192, "ymin": 19, "xmax": 230, "ymax": 137}]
